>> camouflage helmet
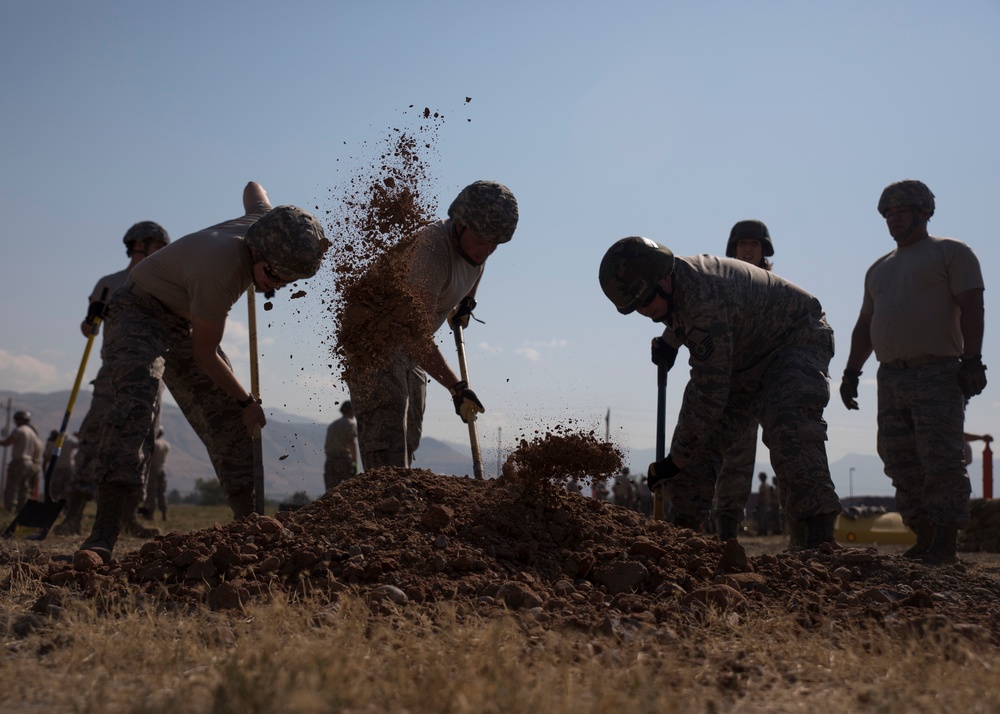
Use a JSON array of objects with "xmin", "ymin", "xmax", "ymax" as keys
[
  {"xmin": 123, "ymin": 221, "xmax": 170, "ymax": 250},
  {"xmin": 599, "ymin": 237, "xmax": 674, "ymax": 315},
  {"xmin": 13, "ymin": 410, "xmax": 30, "ymax": 423},
  {"xmin": 447, "ymin": 181, "xmax": 518, "ymax": 244},
  {"xmin": 244, "ymin": 206, "xmax": 329, "ymax": 282},
  {"xmin": 726, "ymin": 220, "xmax": 774, "ymax": 258},
  {"xmin": 877, "ymin": 180, "xmax": 935, "ymax": 217}
]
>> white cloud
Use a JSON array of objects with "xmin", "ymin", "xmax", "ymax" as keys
[
  {"xmin": 516, "ymin": 347, "xmax": 541, "ymax": 362},
  {"xmin": 0, "ymin": 349, "xmax": 61, "ymax": 392}
]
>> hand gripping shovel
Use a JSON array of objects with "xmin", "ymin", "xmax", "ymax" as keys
[
  {"xmin": 453, "ymin": 324, "xmax": 485, "ymax": 480},
  {"xmin": 247, "ymin": 288, "xmax": 265, "ymax": 515},
  {"xmin": 652, "ymin": 362, "xmax": 668, "ymax": 520},
  {"xmin": 4, "ymin": 288, "xmax": 108, "ymax": 539}
]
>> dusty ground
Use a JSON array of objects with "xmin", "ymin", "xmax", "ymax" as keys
[{"xmin": 5, "ymin": 454, "xmax": 1000, "ymax": 648}]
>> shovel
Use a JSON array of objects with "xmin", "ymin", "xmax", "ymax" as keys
[
  {"xmin": 3, "ymin": 289, "xmax": 108, "ymax": 539},
  {"xmin": 452, "ymin": 324, "xmax": 484, "ymax": 480},
  {"xmin": 248, "ymin": 288, "xmax": 265, "ymax": 514},
  {"xmin": 652, "ymin": 362, "xmax": 667, "ymax": 520}
]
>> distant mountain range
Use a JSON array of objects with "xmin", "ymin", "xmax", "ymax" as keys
[
  {"xmin": 0, "ymin": 390, "xmax": 892, "ymax": 503},
  {"xmin": 0, "ymin": 389, "xmax": 478, "ymax": 499}
]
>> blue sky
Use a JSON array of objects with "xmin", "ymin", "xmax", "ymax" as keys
[{"xmin": 1, "ymin": 1, "xmax": 998, "ymax": 498}]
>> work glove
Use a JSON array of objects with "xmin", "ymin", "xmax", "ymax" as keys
[
  {"xmin": 448, "ymin": 296, "xmax": 477, "ymax": 331},
  {"xmin": 840, "ymin": 369, "xmax": 861, "ymax": 410},
  {"xmin": 646, "ymin": 455, "xmax": 682, "ymax": 491},
  {"xmin": 86, "ymin": 300, "xmax": 107, "ymax": 325},
  {"xmin": 958, "ymin": 355, "xmax": 988, "ymax": 399},
  {"xmin": 651, "ymin": 336, "xmax": 679, "ymax": 371},
  {"xmin": 449, "ymin": 380, "xmax": 485, "ymax": 423}
]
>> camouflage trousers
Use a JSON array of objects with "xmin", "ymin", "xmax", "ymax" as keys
[
  {"xmin": 669, "ymin": 343, "xmax": 841, "ymax": 525},
  {"xmin": 96, "ymin": 285, "xmax": 253, "ymax": 499},
  {"xmin": 144, "ymin": 469, "xmax": 167, "ymax": 516},
  {"xmin": 876, "ymin": 360, "xmax": 969, "ymax": 529},
  {"xmin": 665, "ymin": 419, "xmax": 758, "ymax": 525},
  {"xmin": 3, "ymin": 460, "xmax": 39, "ymax": 512},
  {"xmin": 68, "ymin": 366, "xmax": 163, "ymax": 499},
  {"xmin": 345, "ymin": 351, "xmax": 426, "ymax": 470},
  {"xmin": 323, "ymin": 454, "xmax": 356, "ymax": 491}
]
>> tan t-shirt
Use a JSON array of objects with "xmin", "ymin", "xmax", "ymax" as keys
[
  {"xmin": 88, "ymin": 267, "xmax": 130, "ymax": 346},
  {"xmin": 130, "ymin": 201, "xmax": 270, "ymax": 321},
  {"xmin": 407, "ymin": 220, "xmax": 484, "ymax": 331},
  {"xmin": 862, "ymin": 236, "xmax": 984, "ymax": 363}
]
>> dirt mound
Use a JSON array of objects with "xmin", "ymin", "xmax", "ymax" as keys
[{"xmin": 19, "ymin": 442, "xmax": 1000, "ymax": 645}]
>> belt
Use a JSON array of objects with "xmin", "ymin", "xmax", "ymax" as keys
[{"xmin": 880, "ymin": 356, "xmax": 958, "ymax": 369}]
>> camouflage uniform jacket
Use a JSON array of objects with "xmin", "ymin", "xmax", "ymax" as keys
[{"xmin": 666, "ymin": 255, "xmax": 833, "ymax": 463}]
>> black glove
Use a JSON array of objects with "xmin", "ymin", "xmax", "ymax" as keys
[
  {"xmin": 448, "ymin": 296, "xmax": 477, "ymax": 330},
  {"xmin": 651, "ymin": 336, "xmax": 678, "ymax": 371},
  {"xmin": 86, "ymin": 300, "xmax": 107, "ymax": 325},
  {"xmin": 958, "ymin": 355, "xmax": 987, "ymax": 399},
  {"xmin": 840, "ymin": 369, "xmax": 861, "ymax": 410},
  {"xmin": 647, "ymin": 455, "xmax": 682, "ymax": 491},
  {"xmin": 449, "ymin": 380, "xmax": 485, "ymax": 423}
]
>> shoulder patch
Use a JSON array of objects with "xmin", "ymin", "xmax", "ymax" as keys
[{"xmin": 686, "ymin": 327, "xmax": 714, "ymax": 361}]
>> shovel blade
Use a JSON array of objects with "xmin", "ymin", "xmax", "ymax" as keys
[{"xmin": 2, "ymin": 499, "xmax": 65, "ymax": 540}]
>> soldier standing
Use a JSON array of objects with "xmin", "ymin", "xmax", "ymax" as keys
[
  {"xmin": 323, "ymin": 400, "xmax": 359, "ymax": 490},
  {"xmin": 142, "ymin": 428, "xmax": 170, "ymax": 521},
  {"xmin": 344, "ymin": 181, "xmax": 518, "ymax": 470},
  {"xmin": 0, "ymin": 411, "xmax": 43, "ymax": 513},
  {"xmin": 600, "ymin": 237, "xmax": 842, "ymax": 548},
  {"xmin": 54, "ymin": 221, "xmax": 170, "ymax": 537},
  {"xmin": 77, "ymin": 182, "xmax": 328, "ymax": 564},
  {"xmin": 754, "ymin": 471, "xmax": 771, "ymax": 535},
  {"xmin": 43, "ymin": 429, "xmax": 79, "ymax": 502},
  {"xmin": 841, "ymin": 179, "xmax": 986, "ymax": 565}
]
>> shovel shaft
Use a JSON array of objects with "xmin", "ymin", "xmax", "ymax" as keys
[
  {"xmin": 248, "ymin": 289, "xmax": 265, "ymax": 515},
  {"xmin": 453, "ymin": 325, "xmax": 484, "ymax": 480},
  {"xmin": 653, "ymin": 362, "xmax": 668, "ymax": 520}
]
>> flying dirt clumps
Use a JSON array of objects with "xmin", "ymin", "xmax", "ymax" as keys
[
  {"xmin": 322, "ymin": 106, "xmax": 446, "ymax": 380},
  {"xmin": 501, "ymin": 426, "xmax": 623, "ymax": 495}
]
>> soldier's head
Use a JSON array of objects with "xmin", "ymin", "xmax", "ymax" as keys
[
  {"xmin": 726, "ymin": 220, "xmax": 773, "ymax": 270},
  {"xmin": 123, "ymin": 221, "xmax": 170, "ymax": 260},
  {"xmin": 13, "ymin": 411, "xmax": 30, "ymax": 425},
  {"xmin": 340, "ymin": 400, "xmax": 354, "ymax": 417},
  {"xmin": 447, "ymin": 181, "xmax": 518, "ymax": 265},
  {"xmin": 599, "ymin": 237, "xmax": 675, "ymax": 323},
  {"xmin": 245, "ymin": 206, "xmax": 331, "ymax": 292},
  {"xmin": 878, "ymin": 180, "xmax": 934, "ymax": 245}
]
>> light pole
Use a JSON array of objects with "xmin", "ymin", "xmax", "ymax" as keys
[{"xmin": 849, "ymin": 467, "xmax": 855, "ymax": 504}]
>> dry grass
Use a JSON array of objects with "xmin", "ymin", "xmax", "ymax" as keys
[{"xmin": 2, "ymin": 508, "xmax": 998, "ymax": 713}]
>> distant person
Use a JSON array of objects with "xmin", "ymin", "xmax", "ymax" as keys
[
  {"xmin": 754, "ymin": 471, "xmax": 771, "ymax": 535},
  {"xmin": 963, "ymin": 432, "xmax": 993, "ymax": 468},
  {"xmin": 653, "ymin": 220, "xmax": 777, "ymax": 539},
  {"xmin": 142, "ymin": 428, "xmax": 170, "ymax": 521},
  {"xmin": 612, "ymin": 468, "xmax": 637, "ymax": 511},
  {"xmin": 768, "ymin": 476, "xmax": 783, "ymax": 536},
  {"xmin": 841, "ymin": 180, "xmax": 985, "ymax": 565},
  {"xmin": 344, "ymin": 181, "xmax": 518, "ymax": 470},
  {"xmin": 600, "ymin": 237, "xmax": 842, "ymax": 549},
  {"xmin": 42, "ymin": 429, "xmax": 79, "ymax": 502},
  {"xmin": 0, "ymin": 411, "xmax": 43, "ymax": 513},
  {"xmin": 323, "ymin": 401, "xmax": 359, "ymax": 490},
  {"xmin": 55, "ymin": 221, "xmax": 170, "ymax": 537},
  {"xmin": 77, "ymin": 182, "xmax": 328, "ymax": 565}
]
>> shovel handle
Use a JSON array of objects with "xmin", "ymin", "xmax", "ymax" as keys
[
  {"xmin": 453, "ymin": 324, "xmax": 484, "ymax": 480},
  {"xmin": 248, "ymin": 288, "xmax": 265, "ymax": 514},
  {"xmin": 653, "ymin": 362, "xmax": 667, "ymax": 520}
]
